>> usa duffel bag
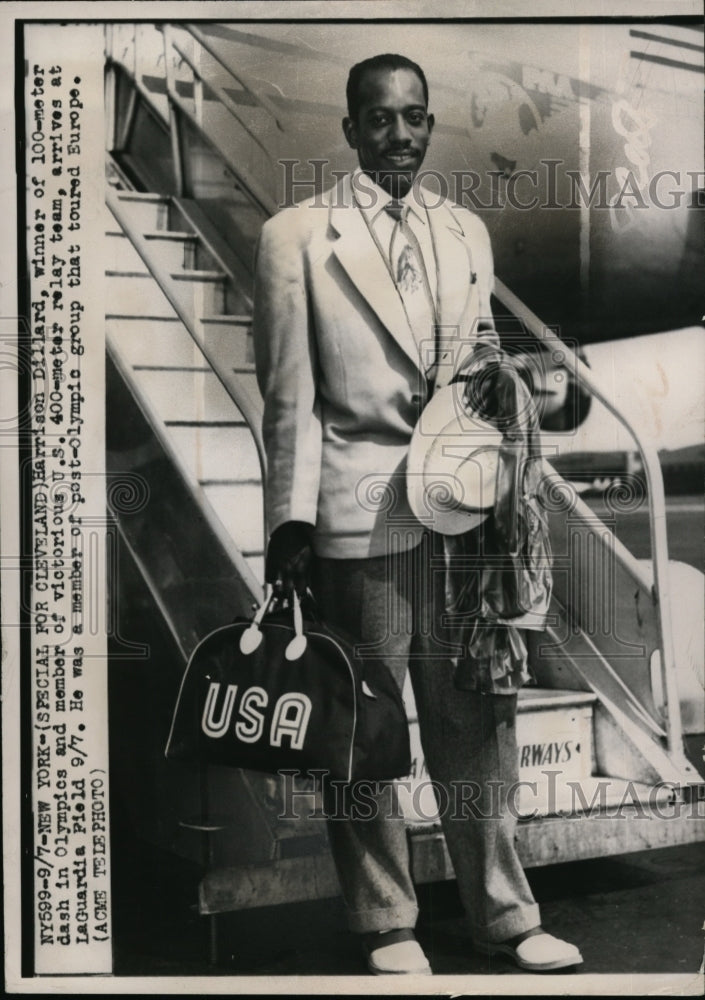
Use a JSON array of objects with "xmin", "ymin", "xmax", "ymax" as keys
[{"xmin": 164, "ymin": 589, "xmax": 411, "ymax": 782}]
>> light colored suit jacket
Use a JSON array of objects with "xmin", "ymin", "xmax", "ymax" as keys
[{"xmin": 253, "ymin": 172, "xmax": 496, "ymax": 559}]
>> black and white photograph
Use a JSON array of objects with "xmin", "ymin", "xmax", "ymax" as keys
[{"xmin": 2, "ymin": 1, "xmax": 704, "ymax": 994}]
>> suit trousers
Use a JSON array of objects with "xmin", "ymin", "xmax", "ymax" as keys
[{"xmin": 310, "ymin": 532, "xmax": 540, "ymax": 942}]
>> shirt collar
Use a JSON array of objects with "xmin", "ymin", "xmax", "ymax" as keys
[{"xmin": 351, "ymin": 167, "xmax": 427, "ymax": 227}]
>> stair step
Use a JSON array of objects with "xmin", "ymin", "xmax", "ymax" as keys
[
  {"xmin": 105, "ymin": 271, "xmax": 178, "ymax": 318},
  {"xmin": 106, "ymin": 316, "xmax": 206, "ymax": 369},
  {"xmin": 104, "ymin": 232, "xmax": 148, "ymax": 273},
  {"xmin": 105, "ymin": 193, "xmax": 266, "ymax": 606},
  {"xmin": 201, "ymin": 481, "xmax": 265, "ymax": 556},
  {"xmin": 223, "ymin": 369, "xmax": 260, "ymax": 402},
  {"xmin": 518, "ymin": 688, "xmax": 597, "ymax": 711},
  {"xmin": 103, "ymin": 203, "xmax": 120, "ymax": 231},
  {"xmin": 113, "ymin": 191, "xmax": 173, "ymax": 230},
  {"xmin": 105, "ymin": 269, "xmax": 235, "ymax": 322},
  {"xmin": 105, "ymin": 230, "xmax": 198, "ymax": 272},
  {"xmin": 106, "ymin": 315, "xmax": 254, "ymax": 370},
  {"xmin": 129, "ymin": 367, "xmax": 246, "ymax": 425},
  {"xmin": 198, "ymin": 316, "xmax": 254, "ymax": 367},
  {"xmin": 197, "ymin": 328, "xmax": 256, "ymax": 373},
  {"xmin": 168, "ymin": 424, "xmax": 262, "ymax": 483},
  {"xmin": 171, "ymin": 270, "xmax": 228, "ymax": 317},
  {"xmin": 516, "ymin": 775, "xmax": 676, "ymax": 818},
  {"xmin": 173, "ymin": 197, "xmax": 255, "ymax": 307}
]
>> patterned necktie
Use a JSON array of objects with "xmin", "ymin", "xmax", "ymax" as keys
[
  {"xmin": 384, "ymin": 202, "xmax": 436, "ymax": 367},
  {"xmin": 385, "ymin": 200, "xmax": 404, "ymax": 222}
]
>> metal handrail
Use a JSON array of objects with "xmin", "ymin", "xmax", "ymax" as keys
[
  {"xmin": 165, "ymin": 85, "xmax": 278, "ymax": 220},
  {"xmin": 105, "ymin": 187, "xmax": 267, "ymax": 497},
  {"xmin": 106, "ymin": 339, "xmax": 264, "ymax": 619},
  {"xmin": 186, "ymin": 24, "xmax": 285, "ymax": 134},
  {"xmin": 106, "ymin": 22, "xmax": 282, "ymax": 215},
  {"xmin": 494, "ymin": 276, "xmax": 682, "ymax": 756},
  {"xmin": 161, "ymin": 25, "xmax": 279, "ymax": 218},
  {"xmin": 168, "ymin": 35, "xmax": 276, "ymax": 164}
]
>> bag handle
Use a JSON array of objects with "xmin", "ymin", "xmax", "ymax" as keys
[
  {"xmin": 239, "ymin": 584, "xmax": 275, "ymax": 653},
  {"xmin": 285, "ymin": 590, "xmax": 308, "ymax": 660},
  {"xmin": 238, "ymin": 586, "xmax": 308, "ymax": 661}
]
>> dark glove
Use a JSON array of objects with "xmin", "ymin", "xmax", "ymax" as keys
[
  {"xmin": 265, "ymin": 521, "xmax": 314, "ymax": 598},
  {"xmin": 453, "ymin": 347, "xmax": 502, "ymax": 422},
  {"xmin": 454, "ymin": 339, "xmax": 525, "ymax": 427}
]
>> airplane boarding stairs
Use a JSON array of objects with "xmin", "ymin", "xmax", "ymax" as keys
[{"xmin": 105, "ymin": 182, "xmax": 705, "ymax": 923}]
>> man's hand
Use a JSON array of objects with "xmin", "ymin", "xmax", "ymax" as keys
[
  {"xmin": 453, "ymin": 342, "xmax": 503, "ymax": 422},
  {"xmin": 265, "ymin": 521, "xmax": 314, "ymax": 598}
]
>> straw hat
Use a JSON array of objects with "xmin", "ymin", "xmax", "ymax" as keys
[{"xmin": 406, "ymin": 381, "xmax": 503, "ymax": 534}]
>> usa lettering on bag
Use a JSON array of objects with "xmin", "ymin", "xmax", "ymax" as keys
[{"xmin": 201, "ymin": 682, "xmax": 313, "ymax": 750}]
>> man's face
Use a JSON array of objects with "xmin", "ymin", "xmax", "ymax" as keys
[{"xmin": 343, "ymin": 67, "xmax": 434, "ymax": 198}]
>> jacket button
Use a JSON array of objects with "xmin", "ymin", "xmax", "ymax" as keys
[{"xmin": 411, "ymin": 393, "xmax": 423, "ymax": 406}]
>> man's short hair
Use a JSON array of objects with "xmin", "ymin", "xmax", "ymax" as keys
[{"xmin": 346, "ymin": 54, "xmax": 429, "ymax": 120}]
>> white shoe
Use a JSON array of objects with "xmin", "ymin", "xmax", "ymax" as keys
[
  {"xmin": 366, "ymin": 939, "xmax": 432, "ymax": 975},
  {"xmin": 485, "ymin": 932, "xmax": 583, "ymax": 972}
]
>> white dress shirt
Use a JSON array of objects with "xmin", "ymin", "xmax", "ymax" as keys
[{"xmin": 351, "ymin": 167, "xmax": 438, "ymax": 303}]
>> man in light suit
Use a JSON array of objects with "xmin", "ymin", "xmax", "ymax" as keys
[{"xmin": 253, "ymin": 53, "xmax": 582, "ymax": 976}]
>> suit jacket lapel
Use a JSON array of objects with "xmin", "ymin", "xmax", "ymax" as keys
[
  {"xmin": 423, "ymin": 188, "xmax": 478, "ymax": 388},
  {"xmin": 423, "ymin": 190, "xmax": 476, "ymax": 334},
  {"xmin": 329, "ymin": 175, "xmax": 423, "ymax": 370}
]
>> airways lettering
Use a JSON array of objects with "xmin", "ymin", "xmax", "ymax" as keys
[{"xmin": 519, "ymin": 740, "xmax": 577, "ymax": 768}]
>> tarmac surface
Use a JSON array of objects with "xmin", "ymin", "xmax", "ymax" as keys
[{"xmin": 111, "ymin": 835, "xmax": 705, "ymax": 980}]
